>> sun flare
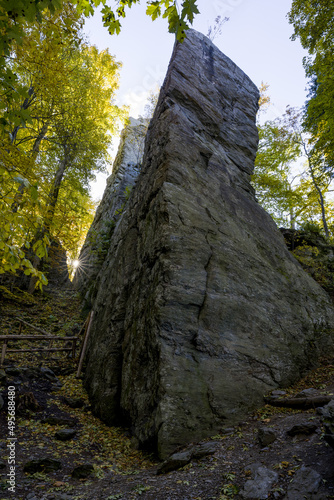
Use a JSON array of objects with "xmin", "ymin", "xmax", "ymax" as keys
[{"xmin": 72, "ymin": 259, "xmax": 80, "ymax": 269}]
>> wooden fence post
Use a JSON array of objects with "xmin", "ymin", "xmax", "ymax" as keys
[
  {"xmin": 1, "ymin": 340, "xmax": 7, "ymax": 367},
  {"xmin": 76, "ymin": 311, "xmax": 94, "ymax": 378}
]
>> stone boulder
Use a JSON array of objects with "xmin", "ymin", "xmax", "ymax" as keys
[
  {"xmin": 317, "ymin": 399, "xmax": 334, "ymax": 449},
  {"xmin": 73, "ymin": 117, "xmax": 147, "ymax": 304},
  {"xmin": 280, "ymin": 227, "xmax": 334, "ymax": 299},
  {"xmin": 83, "ymin": 29, "xmax": 334, "ymax": 458}
]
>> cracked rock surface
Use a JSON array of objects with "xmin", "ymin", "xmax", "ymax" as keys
[
  {"xmin": 83, "ymin": 29, "xmax": 334, "ymax": 459},
  {"xmin": 73, "ymin": 118, "xmax": 147, "ymax": 302}
]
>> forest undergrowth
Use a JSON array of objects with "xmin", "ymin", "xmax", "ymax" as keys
[{"xmin": 0, "ymin": 286, "xmax": 334, "ymax": 500}]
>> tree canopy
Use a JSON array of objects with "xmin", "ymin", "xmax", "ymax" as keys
[
  {"xmin": 253, "ymin": 102, "xmax": 334, "ymax": 236},
  {"xmin": 288, "ymin": 1, "xmax": 334, "ymax": 174},
  {"xmin": 251, "ymin": 2, "xmax": 334, "ymax": 238},
  {"xmin": 0, "ymin": 3, "xmax": 126, "ymax": 290}
]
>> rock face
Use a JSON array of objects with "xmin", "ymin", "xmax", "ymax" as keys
[
  {"xmin": 73, "ymin": 118, "xmax": 147, "ymax": 303},
  {"xmin": 280, "ymin": 227, "xmax": 334, "ymax": 299},
  {"xmin": 83, "ymin": 30, "xmax": 334, "ymax": 459}
]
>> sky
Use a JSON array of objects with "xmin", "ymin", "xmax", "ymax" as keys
[{"xmin": 83, "ymin": 0, "xmax": 309, "ymax": 199}]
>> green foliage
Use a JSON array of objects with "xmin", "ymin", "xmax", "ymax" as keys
[
  {"xmin": 299, "ymin": 221, "xmax": 323, "ymax": 235},
  {"xmin": 77, "ymin": 0, "xmax": 200, "ymax": 41},
  {"xmin": 253, "ymin": 104, "xmax": 334, "ymax": 233},
  {"xmin": 0, "ymin": 0, "xmax": 199, "ymax": 140},
  {"xmin": 0, "ymin": 143, "xmax": 49, "ymax": 287},
  {"xmin": 292, "ymin": 241, "xmax": 334, "ymax": 296},
  {"xmin": 132, "ymin": 483, "xmax": 151, "ymax": 495},
  {"xmin": 96, "ymin": 220, "xmax": 117, "ymax": 263},
  {"xmin": 124, "ymin": 185, "xmax": 133, "ymax": 201},
  {"xmin": 219, "ymin": 473, "xmax": 238, "ymax": 499},
  {"xmin": 0, "ymin": 0, "xmax": 66, "ymax": 129},
  {"xmin": 0, "ymin": 5, "xmax": 127, "ymax": 290},
  {"xmin": 252, "ymin": 116, "xmax": 303, "ymax": 227},
  {"xmin": 288, "ymin": 1, "xmax": 334, "ymax": 173}
]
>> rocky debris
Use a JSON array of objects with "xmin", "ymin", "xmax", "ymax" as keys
[
  {"xmin": 23, "ymin": 458, "xmax": 62, "ymax": 473},
  {"xmin": 62, "ymin": 396, "xmax": 85, "ymax": 409},
  {"xmin": 157, "ymin": 441, "xmax": 220, "ymax": 474},
  {"xmin": 41, "ymin": 416, "xmax": 77, "ymax": 427},
  {"xmin": 295, "ymin": 388, "xmax": 320, "ymax": 398},
  {"xmin": 191, "ymin": 441, "xmax": 220, "ymax": 458},
  {"xmin": 25, "ymin": 494, "xmax": 39, "ymax": 500},
  {"xmin": 283, "ymin": 465, "xmax": 322, "ymax": 499},
  {"xmin": 73, "ymin": 117, "xmax": 147, "ymax": 306},
  {"xmin": 258, "ymin": 427, "xmax": 277, "ymax": 447},
  {"xmin": 17, "ymin": 391, "xmax": 42, "ymax": 413},
  {"xmin": 3, "ymin": 365, "xmax": 61, "ymax": 384},
  {"xmin": 317, "ymin": 399, "xmax": 334, "ymax": 449},
  {"xmin": 5, "ymin": 366, "xmax": 21, "ymax": 376},
  {"xmin": 221, "ymin": 428, "xmax": 235, "ymax": 435},
  {"xmin": 240, "ymin": 465, "xmax": 278, "ymax": 499},
  {"xmin": 83, "ymin": 29, "xmax": 334, "ymax": 459},
  {"xmin": 40, "ymin": 366, "xmax": 59, "ymax": 382},
  {"xmin": 286, "ymin": 422, "xmax": 318, "ymax": 436},
  {"xmin": 270, "ymin": 390, "xmax": 287, "ymax": 398},
  {"xmin": 55, "ymin": 428, "xmax": 77, "ymax": 441},
  {"xmin": 71, "ymin": 463, "xmax": 94, "ymax": 479},
  {"xmin": 25, "ymin": 494, "xmax": 73, "ymax": 500},
  {"xmin": 0, "ymin": 368, "xmax": 6, "ymax": 383},
  {"xmin": 157, "ymin": 450, "xmax": 192, "ymax": 475}
]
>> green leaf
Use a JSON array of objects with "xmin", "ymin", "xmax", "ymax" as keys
[
  {"xmin": 146, "ymin": 2, "xmax": 161, "ymax": 21},
  {"xmin": 30, "ymin": 184, "xmax": 39, "ymax": 202},
  {"xmin": 20, "ymin": 108, "xmax": 34, "ymax": 125},
  {"xmin": 117, "ymin": 6, "xmax": 126, "ymax": 18},
  {"xmin": 107, "ymin": 20, "xmax": 122, "ymax": 35},
  {"xmin": 181, "ymin": 0, "xmax": 200, "ymax": 24},
  {"xmin": 176, "ymin": 19, "xmax": 188, "ymax": 41}
]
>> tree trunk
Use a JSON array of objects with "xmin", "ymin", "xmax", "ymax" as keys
[
  {"xmin": 44, "ymin": 155, "xmax": 68, "ymax": 233},
  {"xmin": 302, "ymin": 139, "xmax": 329, "ymax": 238},
  {"xmin": 289, "ymin": 208, "xmax": 296, "ymax": 229},
  {"xmin": 27, "ymin": 149, "xmax": 69, "ymax": 293},
  {"xmin": 309, "ymin": 166, "xmax": 329, "ymax": 238},
  {"xmin": 11, "ymin": 123, "xmax": 49, "ymax": 213},
  {"xmin": 10, "ymin": 87, "xmax": 35, "ymax": 144},
  {"xmin": 264, "ymin": 395, "xmax": 332, "ymax": 409}
]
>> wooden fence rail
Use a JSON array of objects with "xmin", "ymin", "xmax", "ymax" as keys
[
  {"xmin": 0, "ymin": 335, "xmax": 78, "ymax": 366},
  {"xmin": 0, "ymin": 311, "xmax": 93, "ymax": 376}
]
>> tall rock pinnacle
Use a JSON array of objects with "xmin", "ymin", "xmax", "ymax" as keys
[{"xmin": 83, "ymin": 30, "xmax": 334, "ymax": 458}]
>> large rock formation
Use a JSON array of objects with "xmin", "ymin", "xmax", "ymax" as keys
[
  {"xmin": 73, "ymin": 118, "xmax": 147, "ymax": 303},
  {"xmin": 83, "ymin": 30, "xmax": 334, "ymax": 459}
]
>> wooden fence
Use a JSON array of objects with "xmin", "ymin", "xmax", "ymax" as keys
[{"xmin": 0, "ymin": 311, "xmax": 94, "ymax": 377}]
